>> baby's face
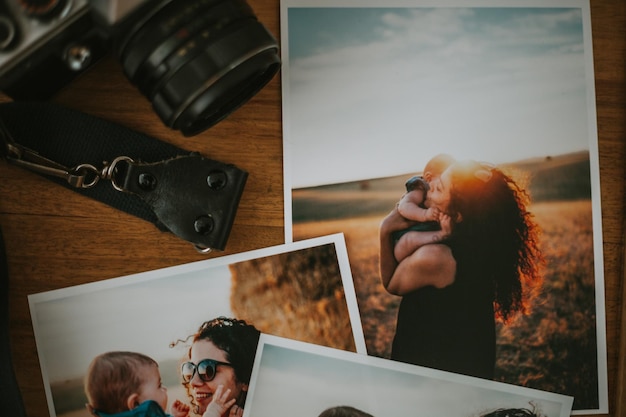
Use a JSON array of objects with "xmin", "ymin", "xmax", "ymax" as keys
[
  {"xmin": 136, "ymin": 364, "xmax": 168, "ymax": 412},
  {"xmin": 425, "ymin": 169, "xmax": 453, "ymax": 213},
  {"xmin": 424, "ymin": 172, "xmax": 443, "ymax": 191}
]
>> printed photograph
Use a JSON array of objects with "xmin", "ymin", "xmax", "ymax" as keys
[
  {"xmin": 280, "ymin": 0, "xmax": 607, "ymax": 413},
  {"xmin": 245, "ymin": 334, "xmax": 574, "ymax": 417},
  {"xmin": 28, "ymin": 234, "xmax": 365, "ymax": 417}
]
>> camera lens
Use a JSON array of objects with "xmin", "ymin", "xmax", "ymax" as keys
[{"xmin": 116, "ymin": 0, "xmax": 280, "ymax": 136}]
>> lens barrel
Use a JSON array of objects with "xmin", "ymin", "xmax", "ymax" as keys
[{"xmin": 116, "ymin": 0, "xmax": 280, "ymax": 136}]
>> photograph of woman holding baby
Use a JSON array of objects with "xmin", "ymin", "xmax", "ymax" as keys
[{"xmin": 379, "ymin": 158, "xmax": 543, "ymax": 380}]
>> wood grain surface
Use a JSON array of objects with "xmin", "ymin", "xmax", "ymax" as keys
[{"xmin": 0, "ymin": 1, "xmax": 624, "ymax": 416}]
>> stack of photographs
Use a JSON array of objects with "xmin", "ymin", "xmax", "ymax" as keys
[{"xmin": 29, "ymin": 0, "xmax": 607, "ymax": 416}]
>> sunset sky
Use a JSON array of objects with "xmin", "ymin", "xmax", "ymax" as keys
[{"xmin": 282, "ymin": 1, "xmax": 596, "ymax": 188}]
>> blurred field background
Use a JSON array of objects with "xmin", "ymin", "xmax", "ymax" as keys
[
  {"xmin": 291, "ymin": 151, "xmax": 599, "ymax": 410},
  {"xmin": 229, "ymin": 243, "xmax": 357, "ymax": 352}
]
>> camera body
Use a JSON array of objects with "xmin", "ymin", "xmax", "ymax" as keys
[
  {"xmin": 0, "ymin": 0, "xmax": 280, "ymax": 136},
  {"xmin": 0, "ymin": 0, "xmax": 144, "ymax": 100}
]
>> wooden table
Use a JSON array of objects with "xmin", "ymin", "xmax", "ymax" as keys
[{"xmin": 1, "ymin": 1, "xmax": 624, "ymax": 416}]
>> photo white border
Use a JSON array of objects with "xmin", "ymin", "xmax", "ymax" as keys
[
  {"xmin": 245, "ymin": 334, "xmax": 575, "ymax": 417},
  {"xmin": 29, "ymin": 233, "xmax": 366, "ymax": 417},
  {"xmin": 279, "ymin": 1, "xmax": 607, "ymax": 414}
]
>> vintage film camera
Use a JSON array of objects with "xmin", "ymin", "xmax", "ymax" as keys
[{"xmin": 0, "ymin": 0, "xmax": 280, "ymax": 136}]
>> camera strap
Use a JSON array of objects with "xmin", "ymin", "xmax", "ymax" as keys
[{"xmin": 0, "ymin": 102, "xmax": 248, "ymax": 252}]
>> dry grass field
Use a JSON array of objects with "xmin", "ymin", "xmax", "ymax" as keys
[
  {"xmin": 293, "ymin": 201, "xmax": 597, "ymax": 410},
  {"xmin": 291, "ymin": 152, "xmax": 599, "ymax": 410},
  {"xmin": 230, "ymin": 243, "xmax": 357, "ymax": 352}
]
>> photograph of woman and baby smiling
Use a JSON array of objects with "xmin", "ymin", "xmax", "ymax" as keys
[{"xmin": 27, "ymin": 1, "xmax": 606, "ymax": 417}]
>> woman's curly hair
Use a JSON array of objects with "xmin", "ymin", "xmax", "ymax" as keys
[
  {"xmin": 189, "ymin": 317, "xmax": 260, "ymax": 384},
  {"xmin": 318, "ymin": 406, "xmax": 375, "ymax": 417},
  {"xmin": 172, "ymin": 317, "xmax": 260, "ymax": 415},
  {"xmin": 446, "ymin": 160, "xmax": 543, "ymax": 322}
]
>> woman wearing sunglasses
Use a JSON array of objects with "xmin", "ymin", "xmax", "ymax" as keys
[{"xmin": 178, "ymin": 317, "xmax": 261, "ymax": 417}]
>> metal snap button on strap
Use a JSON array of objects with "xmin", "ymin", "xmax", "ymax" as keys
[{"xmin": 121, "ymin": 153, "xmax": 248, "ymax": 253}]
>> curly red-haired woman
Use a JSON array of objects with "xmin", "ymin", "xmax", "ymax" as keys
[{"xmin": 379, "ymin": 159, "xmax": 542, "ymax": 379}]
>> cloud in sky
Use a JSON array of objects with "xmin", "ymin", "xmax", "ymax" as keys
[{"xmin": 283, "ymin": 5, "xmax": 592, "ymax": 188}]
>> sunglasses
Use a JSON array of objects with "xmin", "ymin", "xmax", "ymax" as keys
[{"xmin": 181, "ymin": 359, "xmax": 233, "ymax": 383}]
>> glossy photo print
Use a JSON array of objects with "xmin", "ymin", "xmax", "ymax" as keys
[
  {"xmin": 245, "ymin": 334, "xmax": 574, "ymax": 417},
  {"xmin": 28, "ymin": 234, "xmax": 365, "ymax": 417},
  {"xmin": 281, "ymin": 0, "xmax": 606, "ymax": 413}
]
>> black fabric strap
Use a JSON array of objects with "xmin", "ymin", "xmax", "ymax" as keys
[
  {"xmin": 0, "ymin": 101, "xmax": 185, "ymax": 225},
  {"xmin": 0, "ymin": 102, "xmax": 247, "ymax": 250}
]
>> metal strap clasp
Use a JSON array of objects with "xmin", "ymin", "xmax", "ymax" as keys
[
  {"xmin": 7, "ymin": 143, "xmax": 133, "ymax": 190},
  {"xmin": 1, "ymin": 121, "xmax": 133, "ymax": 190}
]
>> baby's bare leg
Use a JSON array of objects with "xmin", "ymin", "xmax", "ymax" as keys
[
  {"xmin": 394, "ymin": 232, "xmax": 421, "ymax": 262},
  {"xmin": 394, "ymin": 229, "xmax": 448, "ymax": 262}
]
